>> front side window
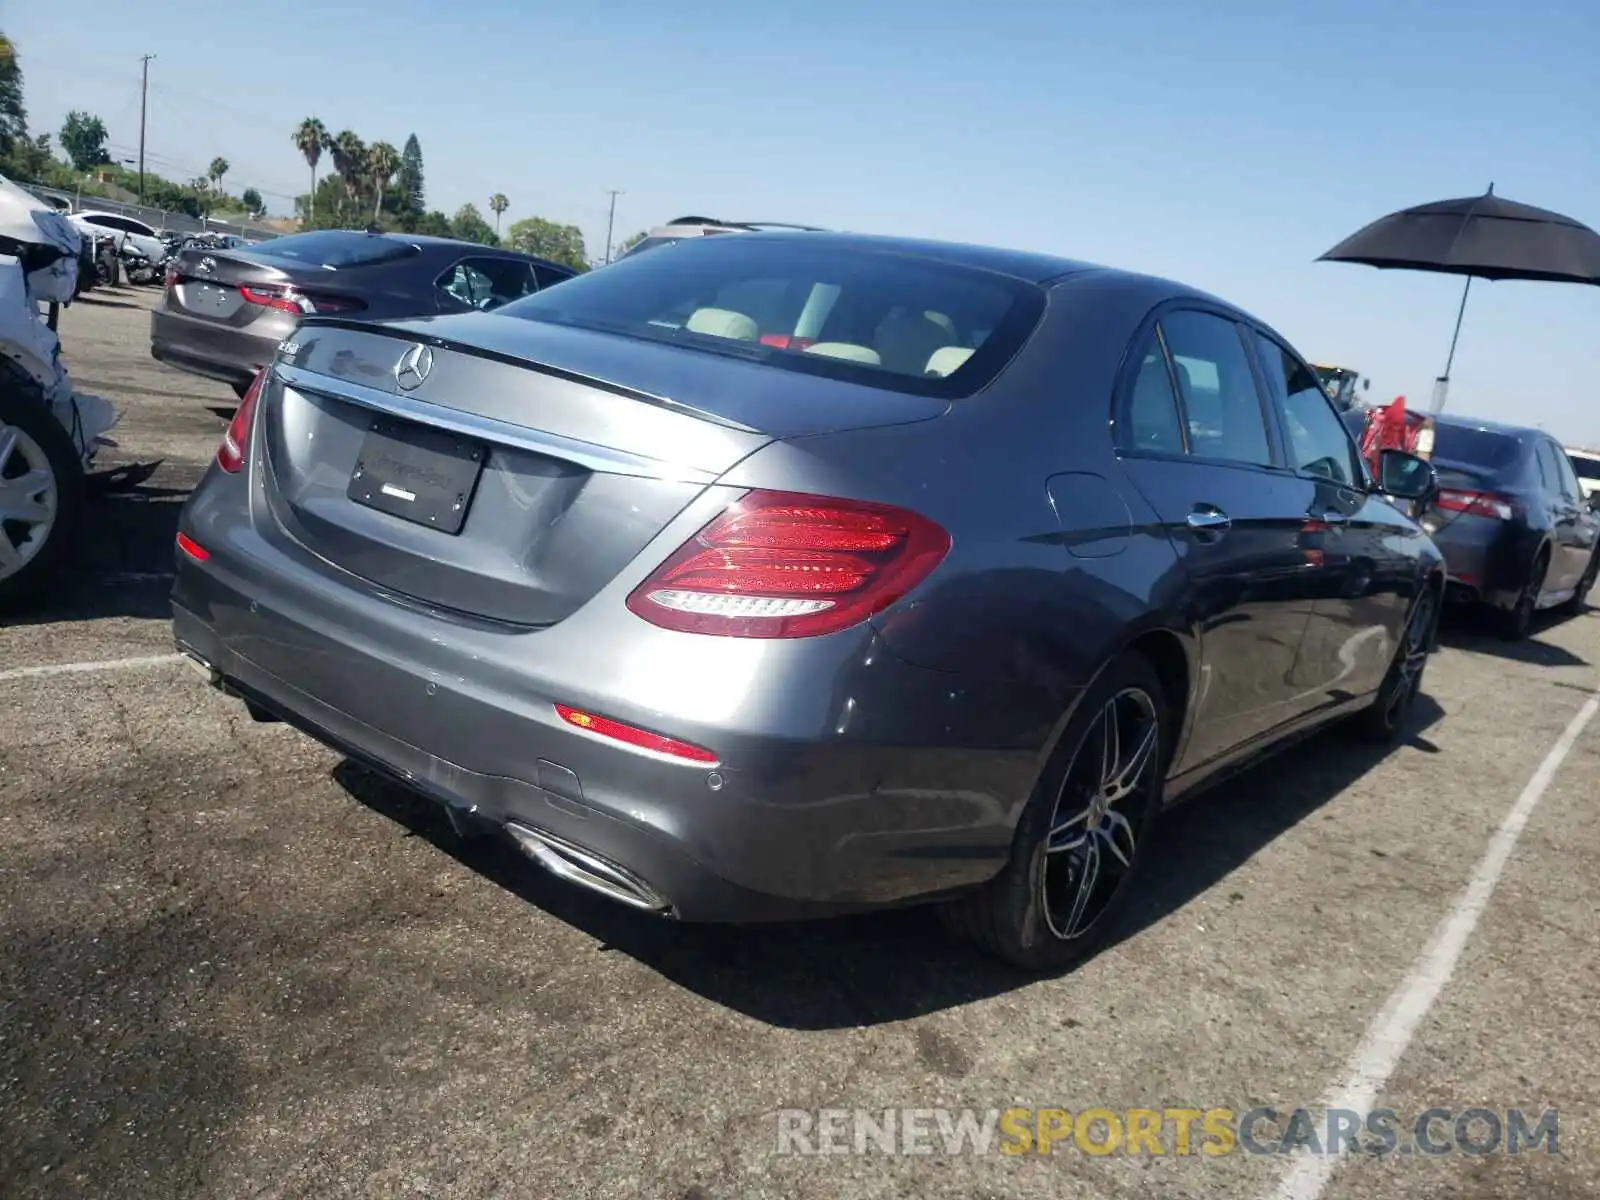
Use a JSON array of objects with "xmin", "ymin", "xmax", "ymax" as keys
[
  {"xmin": 1158, "ymin": 311, "xmax": 1274, "ymax": 468},
  {"xmin": 498, "ymin": 236, "xmax": 1044, "ymax": 398},
  {"xmin": 1255, "ymin": 334, "xmax": 1361, "ymax": 486}
]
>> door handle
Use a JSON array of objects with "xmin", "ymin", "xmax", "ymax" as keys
[
  {"xmin": 1186, "ymin": 508, "xmax": 1231, "ymax": 533},
  {"xmin": 1319, "ymin": 509, "xmax": 1350, "ymax": 526}
]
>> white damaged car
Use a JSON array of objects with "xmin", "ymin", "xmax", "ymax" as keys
[{"xmin": 0, "ymin": 175, "xmax": 119, "ymax": 604}]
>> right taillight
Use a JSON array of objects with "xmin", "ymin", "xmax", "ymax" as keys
[
  {"xmin": 1435, "ymin": 488, "xmax": 1514, "ymax": 521},
  {"xmin": 626, "ymin": 490, "xmax": 950, "ymax": 639},
  {"xmin": 217, "ymin": 368, "xmax": 266, "ymax": 473}
]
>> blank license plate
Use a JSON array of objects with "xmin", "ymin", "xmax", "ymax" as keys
[
  {"xmin": 181, "ymin": 282, "xmax": 240, "ymax": 318},
  {"xmin": 348, "ymin": 417, "xmax": 486, "ymax": 535}
]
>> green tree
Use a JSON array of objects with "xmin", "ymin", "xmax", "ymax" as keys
[
  {"xmin": 489, "ymin": 193, "xmax": 509, "ymax": 236},
  {"xmin": 450, "ymin": 203, "xmax": 498, "ymax": 246},
  {"xmin": 208, "ymin": 156, "xmax": 229, "ymax": 189},
  {"xmin": 505, "ymin": 217, "xmax": 588, "ymax": 272},
  {"xmin": 241, "ymin": 187, "xmax": 263, "ymax": 216},
  {"xmin": 0, "ymin": 34, "xmax": 26, "ymax": 159},
  {"xmin": 292, "ymin": 117, "xmax": 327, "ymax": 223},
  {"xmin": 59, "ymin": 110, "xmax": 110, "ymax": 171},
  {"xmin": 367, "ymin": 141, "xmax": 399, "ymax": 221},
  {"xmin": 328, "ymin": 130, "xmax": 366, "ymax": 210},
  {"xmin": 398, "ymin": 133, "xmax": 424, "ymax": 216},
  {"xmin": 413, "ymin": 209, "xmax": 452, "ymax": 238}
]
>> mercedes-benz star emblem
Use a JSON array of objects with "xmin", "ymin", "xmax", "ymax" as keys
[{"xmin": 394, "ymin": 344, "xmax": 434, "ymax": 390}]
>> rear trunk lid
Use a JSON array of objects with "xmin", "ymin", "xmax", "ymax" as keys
[
  {"xmin": 166, "ymin": 248, "xmax": 362, "ymax": 328},
  {"xmin": 254, "ymin": 317, "xmax": 946, "ymax": 626}
]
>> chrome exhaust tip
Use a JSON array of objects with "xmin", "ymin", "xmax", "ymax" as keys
[
  {"xmin": 506, "ymin": 823, "xmax": 671, "ymax": 914},
  {"xmin": 177, "ymin": 645, "xmax": 219, "ymax": 685}
]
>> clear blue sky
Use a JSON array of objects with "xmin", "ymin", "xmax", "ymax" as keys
[{"xmin": 12, "ymin": 1, "xmax": 1600, "ymax": 441}]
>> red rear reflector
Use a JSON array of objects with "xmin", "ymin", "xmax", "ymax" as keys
[
  {"xmin": 175, "ymin": 532, "xmax": 209, "ymax": 561},
  {"xmin": 554, "ymin": 704, "xmax": 718, "ymax": 763},
  {"xmin": 626, "ymin": 490, "xmax": 951, "ymax": 638},
  {"xmin": 1435, "ymin": 488, "xmax": 1514, "ymax": 521},
  {"xmin": 217, "ymin": 368, "xmax": 265, "ymax": 473}
]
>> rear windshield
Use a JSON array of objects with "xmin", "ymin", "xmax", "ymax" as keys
[
  {"xmin": 499, "ymin": 236, "xmax": 1045, "ymax": 397},
  {"xmin": 618, "ymin": 235, "xmax": 688, "ymax": 258},
  {"xmin": 248, "ymin": 230, "xmax": 419, "ymax": 270},
  {"xmin": 1431, "ymin": 424, "xmax": 1526, "ymax": 473}
]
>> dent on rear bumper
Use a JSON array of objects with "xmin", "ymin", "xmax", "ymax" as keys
[{"xmin": 170, "ymin": 532, "xmax": 1065, "ymax": 919}]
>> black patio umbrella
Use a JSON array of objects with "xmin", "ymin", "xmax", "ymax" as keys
[{"xmin": 1318, "ymin": 185, "xmax": 1600, "ymax": 409}]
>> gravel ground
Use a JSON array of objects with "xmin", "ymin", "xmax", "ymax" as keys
[{"xmin": 2, "ymin": 288, "xmax": 1597, "ymax": 1200}]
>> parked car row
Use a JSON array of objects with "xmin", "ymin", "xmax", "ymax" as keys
[{"xmin": 150, "ymin": 228, "xmax": 579, "ymax": 396}]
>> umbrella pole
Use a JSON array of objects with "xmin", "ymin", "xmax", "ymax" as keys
[{"xmin": 1431, "ymin": 275, "xmax": 1474, "ymax": 414}]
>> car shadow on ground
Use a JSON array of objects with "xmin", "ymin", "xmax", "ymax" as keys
[
  {"xmin": 7, "ymin": 468, "xmax": 189, "ymax": 625},
  {"xmin": 1436, "ymin": 606, "xmax": 1592, "ymax": 668},
  {"xmin": 334, "ymin": 695, "xmax": 1444, "ymax": 1030},
  {"xmin": 73, "ymin": 293, "xmax": 145, "ymax": 311}
]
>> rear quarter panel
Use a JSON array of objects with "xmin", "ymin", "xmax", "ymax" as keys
[{"xmin": 713, "ymin": 272, "xmax": 1193, "ymax": 700}]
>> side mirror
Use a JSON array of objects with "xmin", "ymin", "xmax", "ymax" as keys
[
  {"xmin": 1587, "ymin": 491, "xmax": 1600, "ymax": 513},
  {"xmin": 1362, "ymin": 378, "xmax": 1371, "ymax": 391},
  {"xmin": 1378, "ymin": 449, "xmax": 1436, "ymax": 501}
]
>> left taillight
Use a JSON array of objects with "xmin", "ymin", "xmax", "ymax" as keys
[
  {"xmin": 239, "ymin": 283, "xmax": 364, "ymax": 315},
  {"xmin": 625, "ymin": 489, "xmax": 951, "ymax": 639},
  {"xmin": 217, "ymin": 368, "xmax": 265, "ymax": 473}
]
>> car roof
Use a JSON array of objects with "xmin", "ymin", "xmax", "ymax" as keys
[
  {"xmin": 1432, "ymin": 412, "xmax": 1546, "ymax": 440},
  {"xmin": 694, "ymin": 229, "xmax": 1107, "ymax": 285},
  {"xmin": 267, "ymin": 230, "xmax": 577, "ymax": 274}
]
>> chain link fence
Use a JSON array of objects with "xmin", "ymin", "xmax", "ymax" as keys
[{"xmin": 22, "ymin": 183, "xmax": 284, "ymax": 242}]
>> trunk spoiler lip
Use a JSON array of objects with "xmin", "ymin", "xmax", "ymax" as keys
[
  {"xmin": 294, "ymin": 314, "xmax": 761, "ymax": 434},
  {"xmin": 270, "ymin": 360, "xmax": 728, "ymax": 487}
]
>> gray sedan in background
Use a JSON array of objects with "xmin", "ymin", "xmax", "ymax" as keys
[{"xmin": 171, "ymin": 232, "xmax": 1442, "ymax": 969}]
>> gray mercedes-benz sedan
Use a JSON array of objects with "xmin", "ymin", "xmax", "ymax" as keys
[{"xmin": 171, "ymin": 232, "xmax": 1444, "ymax": 969}]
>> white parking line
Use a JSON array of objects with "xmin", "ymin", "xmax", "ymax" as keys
[
  {"xmin": 1266, "ymin": 691, "xmax": 1600, "ymax": 1200},
  {"xmin": 0, "ymin": 652, "xmax": 183, "ymax": 683}
]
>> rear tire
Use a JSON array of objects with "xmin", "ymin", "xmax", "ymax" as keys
[
  {"xmin": 1496, "ymin": 550, "xmax": 1548, "ymax": 641},
  {"xmin": 941, "ymin": 651, "xmax": 1168, "ymax": 971},
  {"xmin": 0, "ymin": 363, "xmax": 88, "ymax": 610},
  {"xmin": 1558, "ymin": 548, "xmax": 1599, "ymax": 616}
]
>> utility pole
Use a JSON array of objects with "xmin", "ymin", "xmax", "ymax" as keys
[
  {"xmin": 137, "ymin": 54, "xmax": 155, "ymax": 203},
  {"xmin": 604, "ymin": 189, "xmax": 623, "ymax": 265}
]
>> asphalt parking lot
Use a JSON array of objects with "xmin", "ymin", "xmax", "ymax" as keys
[{"xmin": 2, "ymin": 288, "xmax": 1597, "ymax": 1200}]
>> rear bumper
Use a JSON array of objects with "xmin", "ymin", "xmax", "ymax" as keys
[
  {"xmin": 1423, "ymin": 514, "xmax": 1535, "ymax": 610},
  {"xmin": 150, "ymin": 302, "xmax": 281, "ymax": 390},
  {"xmin": 169, "ymin": 522, "xmax": 1058, "ymax": 921}
]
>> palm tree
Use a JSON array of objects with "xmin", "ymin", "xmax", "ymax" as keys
[
  {"xmin": 489, "ymin": 193, "xmax": 509, "ymax": 236},
  {"xmin": 367, "ymin": 141, "xmax": 400, "ymax": 222},
  {"xmin": 329, "ymin": 130, "xmax": 366, "ymax": 214},
  {"xmin": 292, "ymin": 118, "xmax": 327, "ymax": 222},
  {"xmin": 208, "ymin": 156, "xmax": 229, "ymax": 190}
]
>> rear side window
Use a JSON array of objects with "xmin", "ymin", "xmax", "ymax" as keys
[
  {"xmin": 250, "ymin": 230, "xmax": 419, "ymax": 270},
  {"xmin": 1123, "ymin": 344, "xmax": 1186, "ymax": 453},
  {"xmin": 1158, "ymin": 311, "xmax": 1274, "ymax": 467},
  {"xmin": 498, "ymin": 236, "xmax": 1044, "ymax": 397}
]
